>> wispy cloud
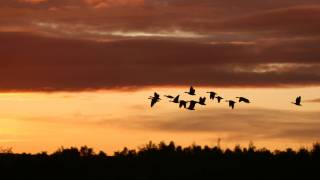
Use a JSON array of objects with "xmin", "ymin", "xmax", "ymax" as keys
[
  {"xmin": 89, "ymin": 30, "xmax": 206, "ymax": 38},
  {"xmin": 307, "ymin": 98, "xmax": 320, "ymax": 103},
  {"xmin": 103, "ymin": 108, "xmax": 320, "ymax": 141}
]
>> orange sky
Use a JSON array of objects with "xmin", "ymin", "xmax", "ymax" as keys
[
  {"xmin": 0, "ymin": 87, "xmax": 319, "ymax": 154},
  {"xmin": 0, "ymin": 0, "xmax": 320, "ymax": 153}
]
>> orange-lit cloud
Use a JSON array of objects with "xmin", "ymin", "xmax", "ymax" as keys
[
  {"xmin": 116, "ymin": 108, "xmax": 320, "ymax": 141},
  {"xmin": 84, "ymin": 0, "xmax": 144, "ymax": 8},
  {"xmin": 18, "ymin": 0, "xmax": 47, "ymax": 4},
  {"xmin": 308, "ymin": 98, "xmax": 320, "ymax": 103},
  {"xmin": 0, "ymin": 0, "xmax": 320, "ymax": 91}
]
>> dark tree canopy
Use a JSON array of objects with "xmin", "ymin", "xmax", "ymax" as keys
[{"xmin": 0, "ymin": 141, "xmax": 319, "ymax": 179}]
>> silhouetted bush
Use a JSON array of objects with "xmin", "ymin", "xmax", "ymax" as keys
[{"xmin": 0, "ymin": 142, "xmax": 319, "ymax": 179}]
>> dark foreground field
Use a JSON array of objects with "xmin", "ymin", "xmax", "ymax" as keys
[{"xmin": 1, "ymin": 141, "xmax": 319, "ymax": 179}]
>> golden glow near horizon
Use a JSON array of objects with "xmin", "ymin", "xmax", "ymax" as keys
[{"xmin": 0, "ymin": 86, "xmax": 320, "ymax": 154}]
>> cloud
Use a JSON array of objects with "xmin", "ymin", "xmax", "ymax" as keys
[
  {"xmin": 18, "ymin": 0, "xmax": 47, "ymax": 4},
  {"xmin": 110, "ymin": 108, "xmax": 320, "ymax": 141},
  {"xmin": 307, "ymin": 98, "xmax": 320, "ymax": 103},
  {"xmin": 0, "ymin": 1, "xmax": 320, "ymax": 90},
  {"xmin": 0, "ymin": 32, "xmax": 319, "ymax": 91},
  {"xmin": 0, "ymin": 0, "xmax": 144, "ymax": 10},
  {"xmin": 1, "ymin": 1, "xmax": 320, "ymax": 34},
  {"xmin": 84, "ymin": 0, "xmax": 144, "ymax": 8},
  {"xmin": 213, "ymin": 5, "xmax": 320, "ymax": 37}
]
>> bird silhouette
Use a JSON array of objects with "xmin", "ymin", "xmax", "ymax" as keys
[
  {"xmin": 226, "ymin": 100, "xmax": 236, "ymax": 109},
  {"xmin": 149, "ymin": 92, "xmax": 161, "ymax": 107},
  {"xmin": 171, "ymin": 95, "xmax": 180, "ymax": 103},
  {"xmin": 153, "ymin": 92, "xmax": 160, "ymax": 99},
  {"xmin": 185, "ymin": 86, "xmax": 196, "ymax": 95},
  {"xmin": 216, "ymin": 96, "xmax": 223, "ymax": 103},
  {"xmin": 199, "ymin": 97, "xmax": 206, "ymax": 105},
  {"xmin": 179, "ymin": 100, "xmax": 187, "ymax": 108},
  {"xmin": 206, "ymin": 92, "xmax": 217, "ymax": 100},
  {"xmin": 236, "ymin": 97, "xmax": 250, "ymax": 103},
  {"xmin": 187, "ymin": 100, "xmax": 198, "ymax": 110},
  {"xmin": 164, "ymin": 95, "xmax": 174, "ymax": 99},
  {"xmin": 292, "ymin": 96, "xmax": 302, "ymax": 106}
]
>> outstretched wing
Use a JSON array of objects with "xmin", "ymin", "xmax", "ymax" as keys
[
  {"xmin": 216, "ymin": 96, "xmax": 223, "ymax": 102},
  {"xmin": 154, "ymin": 92, "xmax": 160, "ymax": 99},
  {"xmin": 240, "ymin": 97, "xmax": 250, "ymax": 103},
  {"xmin": 190, "ymin": 86, "xmax": 195, "ymax": 93},
  {"xmin": 296, "ymin": 96, "xmax": 301, "ymax": 104},
  {"xmin": 230, "ymin": 101, "xmax": 236, "ymax": 109},
  {"xmin": 165, "ymin": 95, "xmax": 174, "ymax": 99},
  {"xmin": 189, "ymin": 101, "xmax": 196, "ymax": 109},
  {"xmin": 179, "ymin": 101, "xmax": 186, "ymax": 108},
  {"xmin": 151, "ymin": 98, "xmax": 158, "ymax": 107},
  {"xmin": 173, "ymin": 95, "xmax": 180, "ymax": 102},
  {"xmin": 211, "ymin": 92, "xmax": 216, "ymax": 99}
]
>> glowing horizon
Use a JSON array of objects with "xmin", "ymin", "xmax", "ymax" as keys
[{"xmin": 0, "ymin": 86, "xmax": 319, "ymax": 154}]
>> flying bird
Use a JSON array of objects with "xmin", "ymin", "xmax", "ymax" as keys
[
  {"xmin": 187, "ymin": 100, "xmax": 198, "ymax": 110},
  {"xmin": 164, "ymin": 95, "xmax": 174, "ymax": 99},
  {"xmin": 236, "ymin": 97, "xmax": 250, "ymax": 103},
  {"xmin": 292, "ymin": 96, "xmax": 302, "ymax": 106},
  {"xmin": 216, "ymin": 96, "xmax": 223, "ymax": 103},
  {"xmin": 185, "ymin": 86, "xmax": 196, "ymax": 96},
  {"xmin": 149, "ymin": 92, "xmax": 161, "ymax": 107},
  {"xmin": 207, "ymin": 91, "xmax": 217, "ymax": 100},
  {"xmin": 153, "ymin": 92, "xmax": 160, "ymax": 99},
  {"xmin": 179, "ymin": 100, "xmax": 187, "ymax": 109},
  {"xmin": 171, "ymin": 95, "xmax": 180, "ymax": 103},
  {"xmin": 199, "ymin": 97, "xmax": 207, "ymax": 105},
  {"xmin": 226, "ymin": 100, "xmax": 236, "ymax": 109}
]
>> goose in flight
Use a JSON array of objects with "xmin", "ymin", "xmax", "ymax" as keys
[
  {"xmin": 171, "ymin": 95, "xmax": 180, "ymax": 103},
  {"xmin": 179, "ymin": 100, "xmax": 187, "ymax": 108},
  {"xmin": 216, "ymin": 96, "xmax": 223, "ymax": 103},
  {"xmin": 164, "ymin": 95, "xmax": 174, "ymax": 99},
  {"xmin": 187, "ymin": 100, "xmax": 198, "ymax": 110},
  {"xmin": 206, "ymin": 91, "xmax": 217, "ymax": 100},
  {"xmin": 199, "ymin": 97, "xmax": 207, "ymax": 105},
  {"xmin": 149, "ymin": 92, "xmax": 161, "ymax": 107},
  {"xmin": 226, "ymin": 100, "xmax": 236, "ymax": 109},
  {"xmin": 292, "ymin": 96, "xmax": 302, "ymax": 106},
  {"xmin": 153, "ymin": 92, "xmax": 160, "ymax": 99},
  {"xmin": 185, "ymin": 86, "xmax": 196, "ymax": 96},
  {"xmin": 236, "ymin": 97, "xmax": 250, "ymax": 103}
]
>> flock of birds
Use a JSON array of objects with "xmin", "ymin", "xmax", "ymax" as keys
[{"xmin": 149, "ymin": 86, "xmax": 302, "ymax": 110}]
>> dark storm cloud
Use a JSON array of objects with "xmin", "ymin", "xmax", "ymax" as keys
[
  {"xmin": 0, "ymin": 32, "xmax": 320, "ymax": 91},
  {"xmin": 1, "ymin": 0, "xmax": 320, "ymax": 34},
  {"xmin": 214, "ymin": 5, "xmax": 320, "ymax": 37},
  {"xmin": 0, "ymin": 0, "xmax": 320, "ymax": 91}
]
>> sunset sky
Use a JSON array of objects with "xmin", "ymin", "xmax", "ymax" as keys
[{"xmin": 0, "ymin": 0, "xmax": 320, "ymax": 154}]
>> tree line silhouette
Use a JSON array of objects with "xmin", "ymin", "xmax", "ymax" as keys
[{"xmin": 0, "ymin": 141, "xmax": 319, "ymax": 179}]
